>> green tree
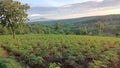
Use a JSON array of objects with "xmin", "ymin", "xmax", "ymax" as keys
[
  {"xmin": 95, "ymin": 21, "xmax": 105, "ymax": 36},
  {"xmin": 55, "ymin": 22, "xmax": 62, "ymax": 31},
  {"xmin": 54, "ymin": 22, "xmax": 64, "ymax": 34},
  {"xmin": 0, "ymin": 0, "xmax": 30, "ymax": 38},
  {"xmin": 79, "ymin": 25, "xmax": 88, "ymax": 35}
]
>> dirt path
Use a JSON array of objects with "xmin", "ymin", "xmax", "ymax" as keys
[{"xmin": 0, "ymin": 47, "xmax": 9, "ymax": 58}]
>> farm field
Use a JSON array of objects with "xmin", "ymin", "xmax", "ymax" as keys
[
  {"xmin": 0, "ymin": 35, "xmax": 120, "ymax": 68},
  {"xmin": 1, "ymin": 0, "xmax": 120, "ymax": 68}
]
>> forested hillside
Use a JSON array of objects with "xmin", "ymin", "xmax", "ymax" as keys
[{"xmin": 5, "ymin": 14, "xmax": 119, "ymax": 37}]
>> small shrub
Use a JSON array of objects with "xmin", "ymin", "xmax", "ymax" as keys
[
  {"xmin": 49, "ymin": 62, "xmax": 60, "ymax": 68},
  {"xmin": 88, "ymin": 60, "xmax": 107, "ymax": 68},
  {"xmin": 0, "ymin": 57, "xmax": 22, "ymax": 68}
]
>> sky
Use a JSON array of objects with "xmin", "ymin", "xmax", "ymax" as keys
[
  {"xmin": 17, "ymin": 0, "xmax": 104, "ymax": 7},
  {"xmin": 16, "ymin": 0, "xmax": 120, "ymax": 21}
]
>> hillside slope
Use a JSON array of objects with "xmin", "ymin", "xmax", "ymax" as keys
[{"xmin": 29, "ymin": 14, "xmax": 120, "ymax": 27}]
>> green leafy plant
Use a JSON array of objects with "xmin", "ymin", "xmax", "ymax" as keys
[
  {"xmin": 0, "ymin": 57, "xmax": 22, "ymax": 68},
  {"xmin": 49, "ymin": 63, "xmax": 60, "ymax": 68}
]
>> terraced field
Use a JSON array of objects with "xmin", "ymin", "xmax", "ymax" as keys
[{"xmin": 0, "ymin": 35, "xmax": 120, "ymax": 68}]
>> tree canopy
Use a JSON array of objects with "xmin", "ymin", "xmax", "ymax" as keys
[{"xmin": 0, "ymin": 0, "xmax": 30, "ymax": 38}]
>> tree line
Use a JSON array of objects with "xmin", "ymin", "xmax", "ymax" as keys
[{"xmin": 0, "ymin": 21, "xmax": 120, "ymax": 37}]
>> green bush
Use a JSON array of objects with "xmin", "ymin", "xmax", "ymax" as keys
[
  {"xmin": 88, "ymin": 60, "xmax": 107, "ymax": 68},
  {"xmin": 49, "ymin": 63, "xmax": 60, "ymax": 68},
  {"xmin": 0, "ymin": 57, "xmax": 21, "ymax": 68}
]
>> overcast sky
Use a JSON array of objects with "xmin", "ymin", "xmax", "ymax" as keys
[
  {"xmin": 17, "ymin": 0, "xmax": 104, "ymax": 7},
  {"xmin": 16, "ymin": 0, "xmax": 120, "ymax": 21}
]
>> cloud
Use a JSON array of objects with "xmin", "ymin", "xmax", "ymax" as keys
[
  {"xmin": 28, "ymin": 0, "xmax": 120, "ymax": 21},
  {"xmin": 88, "ymin": 0, "xmax": 104, "ymax": 2},
  {"xmin": 62, "ymin": 4, "xmax": 73, "ymax": 7},
  {"xmin": 56, "ymin": 7, "xmax": 120, "ymax": 19},
  {"xmin": 29, "ymin": 14, "xmax": 42, "ymax": 17}
]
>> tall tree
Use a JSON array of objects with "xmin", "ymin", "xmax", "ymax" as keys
[
  {"xmin": 54, "ymin": 22, "xmax": 64, "ymax": 34},
  {"xmin": 95, "ymin": 21, "xmax": 105, "ymax": 36},
  {"xmin": 80, "ymin": 25, "xmax": 88, "ymax": 35},
  {"xmin": 0, "ymin": 0, "xmax": 30, "ymax": 38},
  {"xmin": 55, "ymin": 22, "xmax": 62, "ymax": 31}
]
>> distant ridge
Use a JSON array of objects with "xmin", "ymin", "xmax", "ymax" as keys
[{"xmin": 28, "ymin": 14, "xmax": 120, "ymax": 26}]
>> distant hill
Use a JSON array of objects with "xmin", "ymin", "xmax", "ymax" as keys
[{"xmin": 29, "ymin": 14, "xmax": 120, "ymax": 27}]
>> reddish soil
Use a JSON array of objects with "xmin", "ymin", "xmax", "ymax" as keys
[{"xmin": 0, "ymin": 47, "xmax": 9, "ymax": 58}]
